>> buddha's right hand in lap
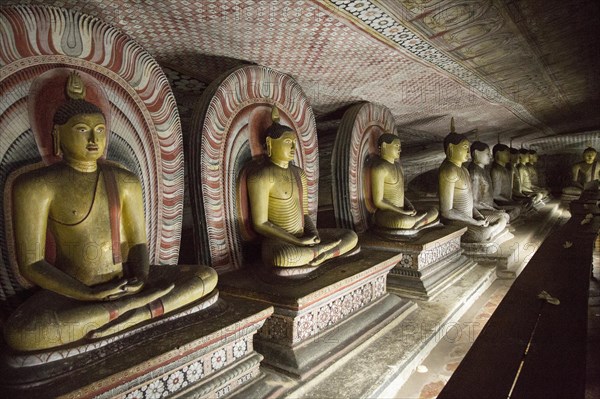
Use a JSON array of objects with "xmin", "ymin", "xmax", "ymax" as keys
[
  {"xmin": 297, "ymin": 234, "xmax": 320, "ymax": 246},
  {"xmin": 92, "ymin": 278, "xmax": 144, "ymax": 301}
]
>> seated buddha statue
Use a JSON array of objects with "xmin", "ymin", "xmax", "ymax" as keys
[
  {"xmin": 3, "ymin": 72, "xmax": 218, "ymax": 352},
  {"xmin": 467, "ymin": 141, "xmax": 517, "ymax": 222},
  {"xmin": 517, "ymin": 149, "xmax": 550, "ymax": 200},
  {"xmin": 370, "ymin": 133, "xmax": 439, "ymax": 231},
  {"xmin": 490, "ymin": 144, "xmax": 531, "ymax": 210},
  {"xmin": 509, "ymin": 147, "xmax": 544, "ymax": 207},
  {"xmin": 527, "ymin": 150, "xmax": 540, "ymax": 186},
  {"xmin": 246, "ymin": 107, "xmax": 358, "ymax": 268},
  {"xmin": 562, "ymin": 147, "xmax": 600, "ymax": 197},
  {"xmin": 438, "ymin": 132, "xmax": 507, "ymax": 242}
]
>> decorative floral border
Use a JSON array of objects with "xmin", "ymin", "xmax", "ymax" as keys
[
  {"xmin": 120, "ymin": 337, "xmax": 253, "ymax": 399},
  {"xmin": 325, "ymin": 0, "xmax": 552, "ymax": 135},
  {"xmin": 258, "ymin": 274, "xmax": 387, "ymax": 344}
]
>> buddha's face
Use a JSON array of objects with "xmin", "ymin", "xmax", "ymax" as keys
[
  {"xmin": 583, "ymin": 150, "xmax": 597, "ymax": 164},
  {"xmin": 495, "ymin": 149, "xmax": 509, "ymax": 164},
  {"xmin": 474, "ymin": 148, "xmax": 491, "ymax": 166},
  {"xmin": 519, "ymin": 153, "xmax": 529, "ymax": 164},
  {"xmin": 268, "ymin": 131, "xmax": 296, "ymax": 162},
  {"xmin": 530, "ymin": 153, "xmax": 538, "ymax": 163},
  {"xmin": 449, "ymin": 139, "xmax": 470, "ymax": 163},
  {"xmin": 381, "ymin": 138, "xmax": 401, "ymax": 161},
  {"xmin": 510, "ymin": 152, "xmax": 519, "ymax": 164},
  {"xmin": 56, "ymin": 113, "xmax": 106, "ymax": 163}
]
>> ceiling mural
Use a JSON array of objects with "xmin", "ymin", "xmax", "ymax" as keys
[{"xmin": 1, "ymin": 0, "xmax": 598, "ymax": 150}]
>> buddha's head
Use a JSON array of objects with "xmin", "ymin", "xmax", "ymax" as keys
[
  {"xmin": 52, "ymin": 72, "xmax": 107, "ymax": 163},
  {"xmin": 509, "ymin": 148, "xmax": 520, "ymax": 164},
  {"xmin": 378, "ymin": 133, "xmax": 401, "ymax": 162},
  {"xmin": 529, "ymin": 150, "xmax": 538, "ymax": 164},
  {"xmin": 444, "ymin": 132, "xmax": 470, "ymax": 164},
  {"xmin": 492, "ymin": 144, "xmax": 510, "ymax": 164},
  {"xmin": 518, "ymin": 149, "xmax": 530, "ymax": 165},
  {"xmin": 265, "ymin": 106, "xmax": 296, "ymax": 164},
  {"xmin": 583, "ymin": 147, "xmax": 597, "ymax": 164},
  {"xmin": 470, "ymin": 141, "xmax": 491, "ymax": 166}
]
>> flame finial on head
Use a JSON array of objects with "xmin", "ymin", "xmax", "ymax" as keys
[
  {"xmin": 271, "ymin": 105, "xmax": 281, "ymax": 124},
  {"xmin": 66, "ymin": 71, "xmax": 86, "ymax": 100}
]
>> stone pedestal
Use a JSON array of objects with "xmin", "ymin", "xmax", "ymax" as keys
[
  {"xmin": 359, "ymin": 226, "xmax": 476, "ymax": 300},
  {"xmin": 463, "ymin": 201, "xmax": 565, "ymax": 278},
  {"xmin": 0, "ymin": 294, "xmax": 273, "ymax": 399},
  {"xmin": 461, "ymin": 229, "xmax": 515, "ymax": 259},
  {"xmin": 219, "ymin": 249, "xmax": 416, "ymax": 380}
]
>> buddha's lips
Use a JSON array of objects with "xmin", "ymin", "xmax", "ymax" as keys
[{"xmin": 87, "ymin": 144, "xmax": 99, "ymax": 151}]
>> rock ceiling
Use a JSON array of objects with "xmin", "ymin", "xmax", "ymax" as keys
[{"xmin": 2, "ymin": 0, "xmax": 599, "ymax": 150}]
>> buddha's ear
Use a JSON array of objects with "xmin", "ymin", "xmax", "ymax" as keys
[
  {"xmin": 380, "ymin": 141, "xmax": 387, "ymax": 153},
  {"xmin": 52, "ymin": 124, "xmax": 62, "ymax": 157},
  {"xmin": 447, "ymin": 144, "xmax": 454, "ymax": 158},
  {"xmin": 265, "ymin": 136, "xmax": 272, "ymax": 157}
]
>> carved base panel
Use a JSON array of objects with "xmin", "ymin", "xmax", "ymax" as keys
[
  {"xmin": 360, "ymin": 226, "xmax": 476, "ymax": 300},
  {"xmin": 0, "ymin": 297, "xmax": 273, "ymax": 399},
  {"xmin": 461, "ymin": 228, "xmax": 515, "ymax": 256},
  {"xmin": 219, "ymin": 248, "xmax": 416, "ymax": 379},
  {"xmin": 464, "ymin": 201, "xmax": 565, "ymax": 278}
]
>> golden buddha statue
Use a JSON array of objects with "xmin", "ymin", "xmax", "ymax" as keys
[
  {"xmin": 527, "ymin": 150, "xmax": 540, "ymax": 186},
  {"xmin": 370, "ymin": 133, "xmax": 438, "ymax": 230},
  {"xmin": 517, "ymin": 149, "xmax": 550, "ymax": 200},
  {"xmin": 3, "ymin": 72, "xmax": 217, "ymax": 351},
  {"xmin": 509, "ymin": 147, "xmax": 544, "ymax": 206},
  {"xmin": 246, "ymin": 107, "xmax": 358, "ymax": 268},
  {"xmin": 562, "ymin": 147, "xmax": 600, "ymax": 197},
  {"xmin": 490, "ymin": 144, "xmax": 530, "ymax": 209},
  {"xmin": 438, "ymin": 131, "xmax": 507, "ymax": 242},
  {"xmin": 467, "ymin": 142, "xmax": 517, "ymax": 222}
]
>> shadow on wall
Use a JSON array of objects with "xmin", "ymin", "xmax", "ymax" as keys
[
  {"xmin": 539, "ymin": 153, "xmax": 581, "ymax": 194},
  {"xmin": 407, "ymin": 169, "xmax": 439, "ymax": 198}
]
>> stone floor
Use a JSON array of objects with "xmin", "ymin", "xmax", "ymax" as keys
[
  {"xmin": 392, "ymin": 279, "xmax": 511, "ymax": 399},
  {"xmin": 393, "ymin": 232, "xmax": 600, "ymax": 399}
]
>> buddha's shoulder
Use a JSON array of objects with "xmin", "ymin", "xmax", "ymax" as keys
[
  {"xmin": 103, "ymin": 163, "xmax": 139, "ymax": 183},
  {"xmin": 439, "ymin": 159, "xmax": 459, "ymax": 173}
]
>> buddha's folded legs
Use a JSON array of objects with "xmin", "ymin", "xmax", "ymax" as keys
[
  {"xmin": 3, "ymin": 265, "xmax": 218, "ymax": 351},
  {"xmin": 443, "ymin": 212, "xmax": 508, "ymax": 243},
  {"xmin": 562, "ymin": 186, "xmax": 583, "ymax": 196},
  {"xmin": 374, "ymin": 207, "xmax": 439, "ymax": 229},
  {"xmin": 262, "ymin": 228, "xmax": 358, "ymax": 268}
]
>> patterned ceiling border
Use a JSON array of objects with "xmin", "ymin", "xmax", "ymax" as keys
[
  {"xmin": 321, "ymin": 0, "xmax": 554, "ymax": 136},
  {"xmin": 527, "ymin": 131, "xmax": 600, "ymax": 154}
]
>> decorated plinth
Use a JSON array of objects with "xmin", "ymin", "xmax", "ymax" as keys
[
  {"xmin": 460, "ymin": 229, "xmax": 515, "ymax": 261},
  {"xmin": 219, "ymin": 248, "xmax": 415, "ymax": 380},
  {"xmin": 463, "ymin": 201, "xmax": 564, "ymax": 278},
  {"xmin": 0, "ymin": 295, "xmax": 273, "ymax": 399},
  {"xmin": 360, "ymin": 226, "xmax": 476, "ymax": 300}
]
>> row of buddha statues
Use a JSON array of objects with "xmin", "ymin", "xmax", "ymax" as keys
[{"xmin": 1, "ymin": 71, "xmax": 597, "ymax": 354}]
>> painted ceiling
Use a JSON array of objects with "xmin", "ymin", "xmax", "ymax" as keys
[{"xmin": 2, "ymin": 0, "xmax": 599, "ymax": 151}]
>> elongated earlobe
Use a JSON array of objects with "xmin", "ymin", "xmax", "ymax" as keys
[
  {"xmin": 266, "ymin": 137, "xmax": 272, "ymax": 158},
  {"xmin": 52, "ymin": 125, "xmax": 62, "ymax": 157}
]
